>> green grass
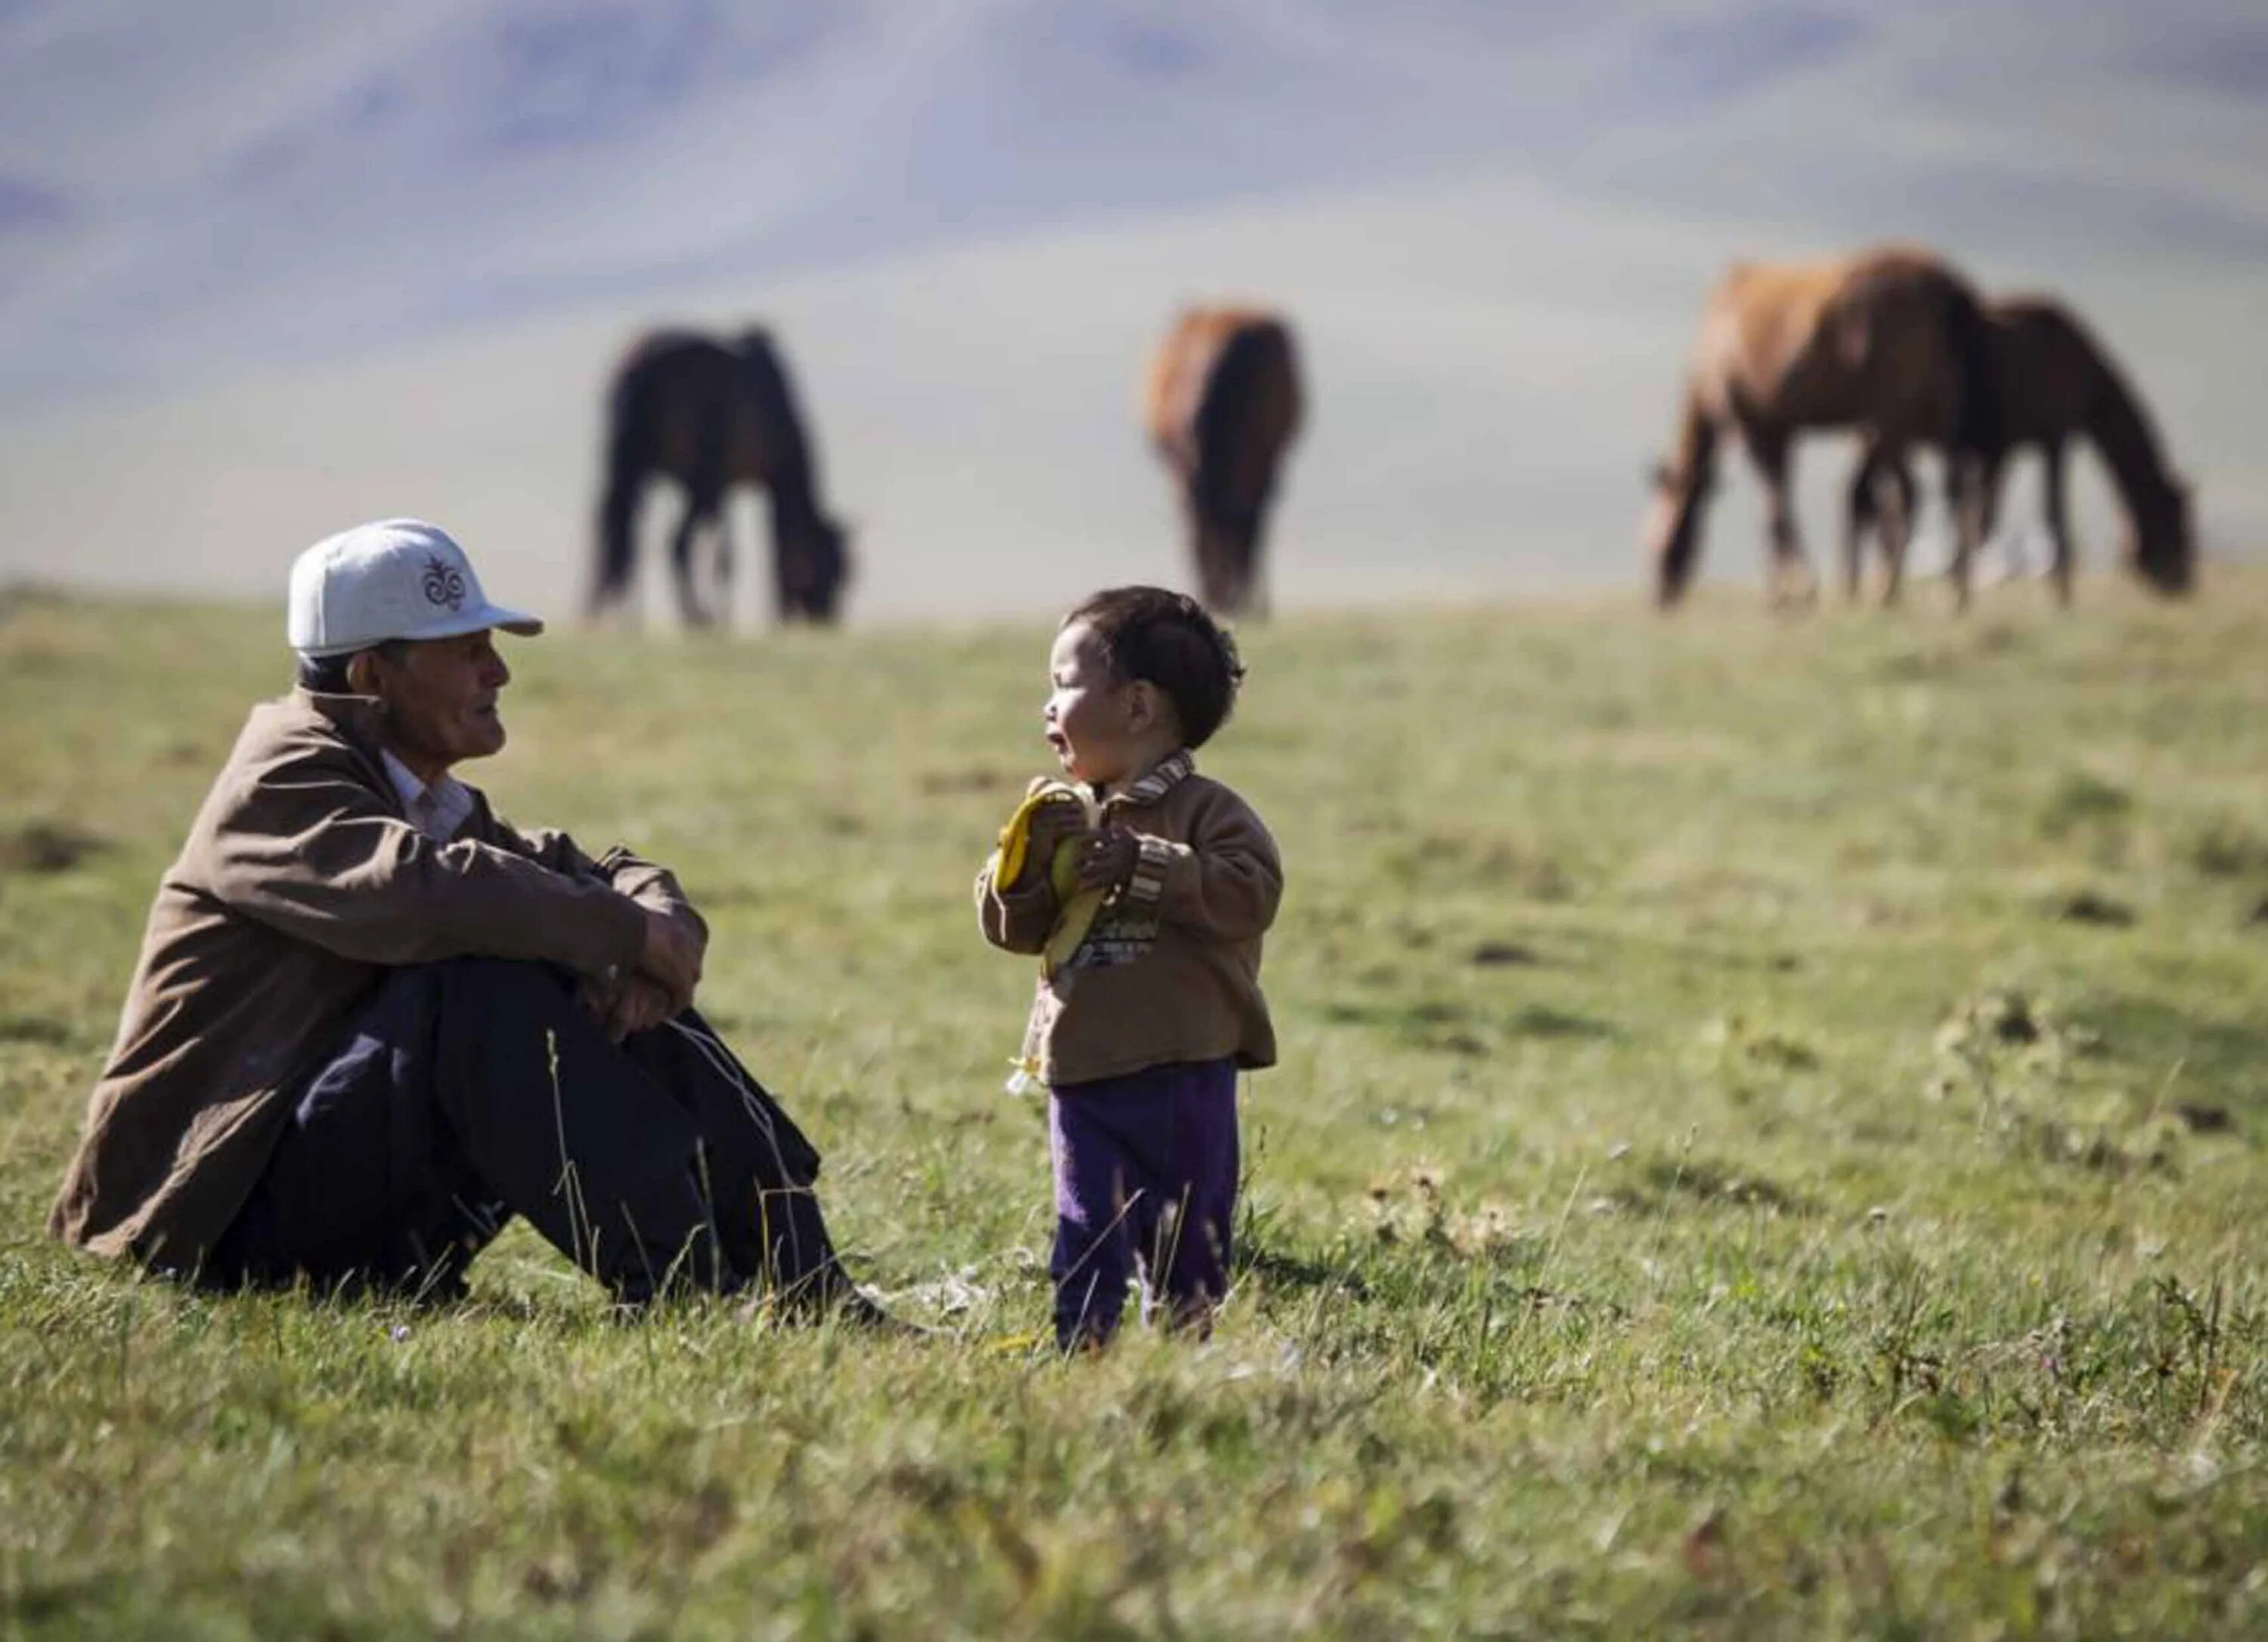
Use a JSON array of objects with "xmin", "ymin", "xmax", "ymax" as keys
[{"xmin": 4, "ymin": 572, "xmax": 2267, "ymax": 1637}]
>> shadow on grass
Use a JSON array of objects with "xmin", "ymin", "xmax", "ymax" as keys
[
  {"xmin": 2048, "ymin": 888, "xmax": 2136, "ymax": 928},
  {"xmin": 1609, "ymin": 1155, "xmax": 1820, "ymax": 1217},
  {"xmin": 2073, "ymin": 993, "xmax": 2268, "ymax": 1116},
  {"xmin": 1237, "ymin": 1239, "xmax": 1626, "ymax": 1328},
  {"xmin": 1238, "ymin": 1245, "xmax": 1374, "ymax": 1301},
  {"xmin": 0, "ymin": 1012, "xmax": 78, "ymax": 1046},
  {"xmin": 1376, "ymin": 832, "xmax": 1577, "ymax": 902},
  {"xmin": 1507, "ymin": 1005, "xmax": 1615, "ymax": 1041},
  {"xmin": 0, "ymin": 819, "xmax": 107, "ymax": 874},
  {"xmin": 1318, "ymin": 997, "xmax": 1616, "ymax": 1055}
]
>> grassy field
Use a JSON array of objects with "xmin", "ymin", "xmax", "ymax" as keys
[{"xmin": 3, "ymin": 569, "xmax": 2266, "ymax": 1637}]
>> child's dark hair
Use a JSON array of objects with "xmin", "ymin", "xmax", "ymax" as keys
[{"xmin": 1064, "ymin": 586, "xmax": 1244, "ymax": 749}]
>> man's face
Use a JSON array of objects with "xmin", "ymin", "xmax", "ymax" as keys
[{"xmin": 360, "ymin": 630, "xmax": 511, "ymax": 779}]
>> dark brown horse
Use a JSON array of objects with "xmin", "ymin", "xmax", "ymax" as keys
[
  {"xmin": 590, "ymin": 327, "xmax": 850, "ymax": 626},
  {"xmin": 1641, "ymin": 245, "xmax": 1999, "ymax": 609},
  {"xmin": 1844, "ymin": 295, "xmax": 2195, "ymax": 604},
  {"xmin": 1143, "ymin": 307, "xmax": 1304, "ymax": 617}
]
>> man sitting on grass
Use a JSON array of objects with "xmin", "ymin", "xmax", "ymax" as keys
[{"xmin": 48, "ymin": 519, "xmax": 887, "ymax": 1320}]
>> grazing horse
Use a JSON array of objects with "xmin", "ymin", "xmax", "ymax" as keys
[
  {"xmin": 590, "ymin": 327, "xmax": 850, "ymax": 626},
  {"xmin": 1143, "ymin": 307, "xmax": 1305, "ymax": 617},
  {"xmin": 1844, "ymin": 295, "xmax": 2195, "ymax": 604},
  {"xmin": 1641, "ymin": 245, "xmax": 1999, "ymax": 609}
]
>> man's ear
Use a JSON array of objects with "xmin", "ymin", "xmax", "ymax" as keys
[{"xmin": 345, "ymin": 650, "xmax": 380, "ymax": 696}]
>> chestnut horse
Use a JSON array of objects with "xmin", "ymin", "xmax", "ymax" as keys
[
  {"xmin": 590, "ymin": 327, "xmax": 850, "ymax": 626},
  {"xmin": 1641, "ymin": 246, "xmax": 1999, "ymax": 609},
  {"xmin": 1844, "ymin": 295, "xmax": 2194, "ymax": 604},
  {"xmin": 1143, "ymin": 307, "xmax": 1304, "ymax": 616}
]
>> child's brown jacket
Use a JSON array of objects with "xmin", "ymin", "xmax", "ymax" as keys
[{"xmin": 975, "ymin": 753, "xmax": 1279, "ymax": 1087}]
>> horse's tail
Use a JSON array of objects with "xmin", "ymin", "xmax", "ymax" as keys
[
  {"xmin": 1192, "ymin": 322, "xmax": 1285, "ymax": 520},
  {"xmin": 1645, "ymin": 377, "xmax": 1719, "ymax": 606},
  {"xmin": 1191, "ymin": 321, "xmax": 1294, "ymax": 611},
  {"xmin": 592, "ymin": 350, "xmax": 655, "ymax": 611},
  {"xmin": 1666, "ymin": 375, "xmax": 1718, "ymax": 491}
]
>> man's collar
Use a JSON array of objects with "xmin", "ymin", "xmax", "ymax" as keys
[
  {"xmin": 295, "ymin": 686, "xmax": 384, "ymax": 746},
  {"xmin": 381, "ymin": 748, "xmax": 476, "ymax": 841},
  {"xmin": 288, "ymin": 689, "xmax": 474, "ymax": 840},
  {"xmin": 1103, "ymin": 749, "xmax": 1194, "ymax": 810},
  {"xmin": 379, "ymin": 749, "xmax": 429, "ymax": 813}
]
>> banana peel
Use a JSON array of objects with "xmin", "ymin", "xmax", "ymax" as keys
[
  {"xmin": 991, "ymin": 779, "xmax": 1113, "ymax": 1094},
  {"xmin": 989, "ymin": 779, "xmax": 1105, "ymax": 978}
]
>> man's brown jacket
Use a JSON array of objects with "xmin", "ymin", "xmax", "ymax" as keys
[{"xmin": 48, "ymin": 689, "xmax": 700, "ymax": 1269}]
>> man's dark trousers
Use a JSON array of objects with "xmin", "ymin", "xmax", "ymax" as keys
[{"xmin": 206, "ymin": 959, "xmax": 847, "ymax": 1305}]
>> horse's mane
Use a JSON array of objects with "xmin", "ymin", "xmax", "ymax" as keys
[{"xmin": 732, "ymin": 332, "xmax": 810, "ymax": 476}]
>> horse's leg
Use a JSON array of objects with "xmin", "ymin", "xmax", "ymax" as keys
[
  {"xmin": 711, "ymin": 492, "xmax": 736, "ymax": 628},
  {"xmin": 1875, "ymin": 451, "xmax": 1916, "ymax": 609},
  {"xmin": 771, "ymin": 546, "xmax": 794, "ymax": 625},
  {"xmin": 670, "ymin": 492, "xmax": 716, "ymax": 627},
  {"xmin": 1844, "ymin": 446, "xmax": 1883, "ymax": 604},
  {"xmin": 1943, "ymin": 451, "xmax": 1984, "ymax": 615},
  {"xmin": 2040, "ymin": 441, "xmax": 2074, "ymax": 608},
  {"xmin": 1979, "ymin": 452, "xmax": 2027, "ymax": 583},
  {"xmin": 1746, "ymin": 426, "xmax": 1811, "ymax": 608},
  {"xmin": 767, "ymin": 498, "xmax": 801, "ymax": 624},
  {"xmin": 1190, "ymin": 503, "xmax": 1230, "ymax": 614},
  {"xmin": 1235, "ymin": 504, "xmax": 1266, "ymax": 620},
  {"xmin": 1202, "ymin": 538, "xmax": 1235, "ymax": 615},
  {"xmin": 674, "ymin": 409, "xmax": 728, "ymax": 627}
]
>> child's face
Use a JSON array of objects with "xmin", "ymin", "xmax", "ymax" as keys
[{"xmin": 1043, "ymin": 621, "xmax": 1145, "ymax": 788}]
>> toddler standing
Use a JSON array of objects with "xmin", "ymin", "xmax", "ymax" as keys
[{"xmin": 976, "ymin": 587, "xmax": 1282, "ymax": 1349}]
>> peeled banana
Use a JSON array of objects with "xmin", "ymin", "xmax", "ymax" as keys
[{"xmin": 989, "ymin": 779, "xmax": 1106, "ymax": 978}]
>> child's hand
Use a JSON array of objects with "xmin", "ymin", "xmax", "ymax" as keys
[
  {"xmin": 1018, "ymin": 801, "xmax": 1085, "ymax": 891},
  {"xmin": 1073, "ymin": 824, "xmax": 1140, "ymax": 894}
]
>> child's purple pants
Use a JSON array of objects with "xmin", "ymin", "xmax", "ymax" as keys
[{"xmin": 1048, "ymin": 1056, "xmax": 1239, "ymax": 1349}]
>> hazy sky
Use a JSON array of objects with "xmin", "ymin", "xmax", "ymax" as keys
[{"xmin": 2, "ymin": 2, "xmax": 2263, "ymax": 619}]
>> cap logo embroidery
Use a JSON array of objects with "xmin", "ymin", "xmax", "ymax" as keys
[{"xmin": 420, "ymin": 553, "xmax": 466, "ymax": 611}]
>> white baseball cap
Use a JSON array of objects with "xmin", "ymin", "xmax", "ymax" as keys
[{"xmin": 287, "ymin": 519, "xmax": 543, "ymax": 657}]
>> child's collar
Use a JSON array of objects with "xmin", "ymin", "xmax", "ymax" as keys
[{"xmin": 1100, "ymin": 749, "xmax": 1194, "ymax": 810}]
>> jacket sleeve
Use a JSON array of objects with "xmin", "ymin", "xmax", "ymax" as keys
[
  {"xmin": 487, "ymin": 809, "xmax": 709, "ymax": 962},
  {"xmin": 974, "ymin": 852, "xmax": 1059, "ymax": 956},
  {"xmin": 199, "ymin": 744, "xmax": 649, "ymax": 979},
  {"xmin": 974, "ymin": 779, "xmax": 1076, "ymax": 955},
  {"xmin": 1123, "ymin": 787, "xmax": 1282, "ymax": 943}
]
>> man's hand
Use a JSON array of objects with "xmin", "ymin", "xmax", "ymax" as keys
[
  {"xmin": 639, "ymin": 908, "xmax": 703, "ymax": 1010},
  {"xmin": 610, "ymin": 975, "xmax": 677, "ymax": 1043},
  {"xmin": 578, "ymin": 974, "xmax": 678, "ymax": 1043},
  {"xmin": 1074, "ymin": 824, "xmax": 1141, "ymax": 894}
]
